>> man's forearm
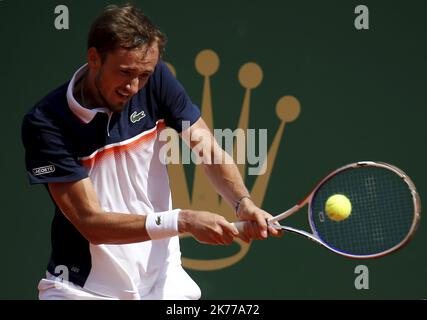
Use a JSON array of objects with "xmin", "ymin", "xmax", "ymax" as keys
[
  {"xmin": 202, "ymin": 151, "xmax": 250, "ymax": 211},
  {"xmin": 183, "ymin": 117, "xmax": 251, "ymax": 211}
]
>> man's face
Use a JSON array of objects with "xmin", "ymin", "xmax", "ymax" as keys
[{"xmin": 89, "ymin": 43, "xmax": 159, "ymax": 112}]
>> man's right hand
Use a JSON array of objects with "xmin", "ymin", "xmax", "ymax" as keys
[{"xmin": 178, "ymin": 210, "xmax": 239, "ymax": 245}]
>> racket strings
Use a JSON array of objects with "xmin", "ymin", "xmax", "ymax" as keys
[{"xmin": 310, "ymin": 167, "xmax": 415, "ymax": 256}]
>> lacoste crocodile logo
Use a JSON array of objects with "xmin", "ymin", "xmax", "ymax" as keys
[
  {"xmin": 155, "ymin": 216, "xmax": 161, "ymax": 226},
  {"xmin": 130, "ymin": 110, "xmax": 146, "ymax": 123}
]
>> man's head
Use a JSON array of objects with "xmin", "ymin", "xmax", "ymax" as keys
[{"xmin": 85, "ymin": 4, "xmax": 166, "ymax": 112}]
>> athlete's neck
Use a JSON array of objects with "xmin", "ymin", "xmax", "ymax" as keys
[{"xmin": 75, "ymin": 71, "xmax": 104, "ymax": 110}]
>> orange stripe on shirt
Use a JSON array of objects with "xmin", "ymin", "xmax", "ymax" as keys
[{"xmin": 80, "ymin": 121, "xmax": 166, "ymax": 168}]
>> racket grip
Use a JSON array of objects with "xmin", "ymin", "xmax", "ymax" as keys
[
  {"xmin": 232, "ymin": 220, "xmax": 276, "ymax": 240},
  {"xmin": 231, "ymin": 221, "xmax": 250, "ymax": 241},
  {"xmin": 231, "ymin": 221, "xmax": 245, "ymax": 234}
]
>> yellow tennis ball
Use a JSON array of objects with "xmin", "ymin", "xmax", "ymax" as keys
[{"xmin": 325, "ymin": 194, "xmax": 352, "ymax": 221}]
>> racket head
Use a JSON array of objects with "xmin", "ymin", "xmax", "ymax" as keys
[{"xmin": 307, "ymin": 161, "xmax": 421, "ymax": 259}]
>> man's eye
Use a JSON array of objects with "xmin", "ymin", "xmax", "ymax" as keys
[{"xmin": 120, "ymin": 70, "xmax": 131, "ymax": 76}]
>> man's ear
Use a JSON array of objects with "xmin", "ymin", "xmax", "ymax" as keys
[{"xmin": 87, "ymin": 47, "xmax": 102, "ymax": 69}]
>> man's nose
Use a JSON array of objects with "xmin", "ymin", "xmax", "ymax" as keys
[{"xmin": 125, "ymin": 78, "xmax": 139, "ymax": 95}]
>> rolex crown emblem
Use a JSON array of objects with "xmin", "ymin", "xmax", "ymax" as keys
[{"xmin": 166, "ymin": 49, "xmax": 301, "ymax": 271}]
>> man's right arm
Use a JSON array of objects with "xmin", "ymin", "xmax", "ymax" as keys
[{"xmin": 48, "ymin": 177, "xmax": 238, "ymax": 245}]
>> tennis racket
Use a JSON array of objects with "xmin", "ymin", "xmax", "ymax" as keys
[{"xmin": 234, "ymin": 161, "xmax": 421, "ymax": 259}]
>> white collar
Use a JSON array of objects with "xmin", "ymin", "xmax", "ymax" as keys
[{"xmin": 66, "ymin": 64, "xmax": 110, "ymax": 123}]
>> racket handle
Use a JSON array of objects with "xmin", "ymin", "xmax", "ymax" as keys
[
  {"xmin": 231, "ymin": 221, "xmax": 251, "ymax": 241},
  {"xmin": 231, "ymin": 221, "xmax": 245, "ymax": 234},
  {"xmin": 232, "ymin": 219, "xmax": 273, "ymax": 234}
]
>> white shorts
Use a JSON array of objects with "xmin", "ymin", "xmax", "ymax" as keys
[{"xmin": 38, "ymin": 264, "xmax": 201, "ymax": 300}]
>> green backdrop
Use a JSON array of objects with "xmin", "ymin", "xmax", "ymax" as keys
[{"xmin": 0, "ymin": 0, "xmax": 426, "ymax": 299}]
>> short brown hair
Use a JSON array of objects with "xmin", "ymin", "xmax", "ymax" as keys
[{"xmin": 88, "ymin": 4, "xmax": 167, "ymax": 59}]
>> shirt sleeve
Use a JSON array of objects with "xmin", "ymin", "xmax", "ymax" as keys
[
  {"xmin": 154, "ymin": 61, "xmax": 201, "ymax": 132},
  {"xmin": 21, "ymin": 108, "xmax": 88, "ymax": 185}
]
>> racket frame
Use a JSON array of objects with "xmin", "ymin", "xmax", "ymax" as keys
[{"xmin": 269, "ymin": 161, "xmax": 421, "ymax": 259}]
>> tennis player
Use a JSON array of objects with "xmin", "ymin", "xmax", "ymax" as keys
[{"xmin": 21, "ymin": 4, "xmax": 279, "ymax": 300}]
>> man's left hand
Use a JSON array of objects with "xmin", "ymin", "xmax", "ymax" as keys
[{"xmin": 236, "ymin": 197, "xmax": 282, "ymax": 242}]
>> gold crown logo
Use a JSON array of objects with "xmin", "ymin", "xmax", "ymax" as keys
[{"xmin": 166, "ymin": 49, "xmax": 301, "ymax": 271}]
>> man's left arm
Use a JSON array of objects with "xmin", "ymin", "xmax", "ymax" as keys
[{"xmin": 180, "ymin": 117, "xmax": 281, "ymax": 241}]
